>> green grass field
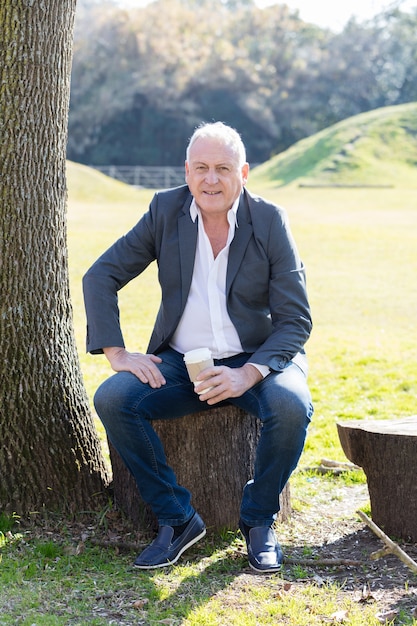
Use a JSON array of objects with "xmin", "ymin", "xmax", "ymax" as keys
[
  {"xmin": 2, "ymin": 176, "xmax": 416, "ymax": 626},
  {"xmin": 15, "ymin": 170, "xmax": 412, "ymax": 626},
  {"xmin": 68, "ymin": 164, "xmax": 417, "ymax": 468},
  {"xmin": 2, "ymin": 104, "xmax": 417, "ymax": 624}
]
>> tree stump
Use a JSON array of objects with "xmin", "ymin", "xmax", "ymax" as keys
[
  {"xmin": 109, "ymin": 404, "xmax": 291, "ymax": 532},
  {"xmin": 337, "ymin": 416, "xmax": 417, "ymax": 542}
]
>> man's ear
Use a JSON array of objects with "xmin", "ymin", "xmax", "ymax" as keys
[{"xmin": 242, "ymin": 162, "xmax": 249, "ymax": 185}]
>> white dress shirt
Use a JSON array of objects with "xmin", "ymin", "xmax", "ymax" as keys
[{"xmin": 170, "ymin": 198, "xmax": 269, "ymax": 377}]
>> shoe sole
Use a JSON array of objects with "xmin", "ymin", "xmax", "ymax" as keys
[
  {"xmin": 248, "ymin": 560, "xmax": 282, "ymax": 574},
  {"xmin": 133, "ymin": 527, "xmax": 207, "ymax": 569}
]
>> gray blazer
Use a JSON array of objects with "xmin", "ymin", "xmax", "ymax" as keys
[{"xmin": 83, "ymin": 186, "xmax": 312, "ymax": 373}]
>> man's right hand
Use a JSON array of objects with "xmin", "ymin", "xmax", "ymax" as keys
[{"xmin": 103, "ymin": 347, "xmax": 166, "ymax": 388}]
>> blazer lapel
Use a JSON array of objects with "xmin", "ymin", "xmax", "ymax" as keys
[
  {"xmin": 177, "ymin": 191, "xmax": 253, "ymax": 303},
  {"xmin": 226, "ymin": 193, "xmax": 253, "ymax": 294},
  {"xmin": 178, "ymin": 204, "xmax": 198, "ymax": 309}
]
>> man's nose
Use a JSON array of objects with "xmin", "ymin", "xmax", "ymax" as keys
[{"xmin": 205, "ymin": 169, "xmax": 219, "ymax": 184}]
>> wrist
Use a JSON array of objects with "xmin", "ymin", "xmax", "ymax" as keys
[
  {"xmin": 103, "ymin": 346, "xmax": 125, "ymax": 360},
  {"xmin": 247, "ymin": 362, "xmax": 270, "ymax": 379},
  {"xmin": 242, "ymin": 363, "xmax": 264, "ymax": 386}
]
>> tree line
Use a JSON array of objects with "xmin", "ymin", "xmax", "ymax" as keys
[{"xmin": 68, "ymin": 0, "xmax": 417, "ymax": 166}]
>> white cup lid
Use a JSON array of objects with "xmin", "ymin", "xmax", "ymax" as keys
[{"xmin": 183, "ymin": 347, "xmax": 212, "ymax": 363}]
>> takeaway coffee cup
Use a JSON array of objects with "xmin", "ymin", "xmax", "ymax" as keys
[{"xmin": 183, "ymin": 347, "xmax": 214, "ymax": 394}]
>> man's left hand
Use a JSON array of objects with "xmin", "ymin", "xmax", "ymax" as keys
[{"xmin": 195, "ymin": 363, "xmax": 263, "ymax": 404}]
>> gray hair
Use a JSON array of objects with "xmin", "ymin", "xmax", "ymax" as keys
[{"xmin": 186, "ymin": 122, "xmax": 247, "ymax": 166}]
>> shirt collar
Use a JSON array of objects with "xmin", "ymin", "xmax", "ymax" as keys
[{"xmin": 190, "ymin": 195, "xmax": 241, "ymax": 227}]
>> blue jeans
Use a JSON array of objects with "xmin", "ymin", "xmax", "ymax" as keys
[{"xmin": 94, "ymin": 348, "xmax": 313, "ymax": 528}]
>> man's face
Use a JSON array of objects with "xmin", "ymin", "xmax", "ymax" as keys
[{"xmin": 185, "ymin": 137, "xmax": 249, "ymax": 216}]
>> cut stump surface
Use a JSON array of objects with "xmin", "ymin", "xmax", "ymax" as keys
[{"xmin": 337, "ymin": 416, "xmax": 417, "ymax": 542}]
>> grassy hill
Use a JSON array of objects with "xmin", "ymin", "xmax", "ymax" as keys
[
  {"xmin": 250, "ymin": 102, "xmax": 417, "ymax": 188},
  {"xmin": 67, "ymin": 102, "xmax": 417, "ymax": 197},
  {"xmin": 66, "ymin": 160, "xmax": 144, "ymax": 203}
]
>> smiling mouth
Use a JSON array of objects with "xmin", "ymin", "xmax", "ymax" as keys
[{"xmin": 203, "ymin": 191, "xmax": 221, "ymax": 195}]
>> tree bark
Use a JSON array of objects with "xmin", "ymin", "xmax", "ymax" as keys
[
  {"xmin": 110, "ymin": 405, "xmax": 291, "ymax": 532},
  {"xmin": 337, "ymin": 416, "xmax": 417, "ymax": 542},
  {"xmin": 0, "ymin": 0, "xmax": 109, "ymax": 515}
]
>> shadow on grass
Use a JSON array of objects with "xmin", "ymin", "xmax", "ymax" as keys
[
  {"xmin": 283, "ymin": 528, "xmax": 417, "ymax": 622},
  {"xmin": 133, "ymin": 538, "xmax": 266, "ymax": 622}
]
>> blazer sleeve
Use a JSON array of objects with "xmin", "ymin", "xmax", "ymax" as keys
[
  {"xmin": 82, "ymin": 185, "xmax": 192, "ymax": 354},
  {"xmin": 82, "ymin": 210, "xmax": 157, "ymax": 354},
  {"xmin": 253, "ymin": 207, "xmax": 312, "ymax": 370},
  {"xmin": 228, "ymin": 194, "xmax": 312, "ymax": 372}
]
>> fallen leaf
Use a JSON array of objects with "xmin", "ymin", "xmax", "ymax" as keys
[
  {"xmin": 330, "ymin": 609, "xmax": 348, "ymax": 623},
  {"xmin": 375, "ymin": 610, "xmax": 398, "ymax": 623},
  {"xmin": 133, "ymin": 598, "xmax": 149, "ymax": 610},
  {"xmin": 355, "ymin": 584, "xmax": 376, "ymax": 604},
  {"xmin": 313, "ymin": 573, "xmax": 325, "ymax": 587},
  {"xmin": 64, "ymin": 543, "xmax": 84, "ymax": 556}
]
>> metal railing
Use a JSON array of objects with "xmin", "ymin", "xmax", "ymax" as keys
[{"xmin": 90, "ymin": 165, "xmax": 186, "ymax": 189}]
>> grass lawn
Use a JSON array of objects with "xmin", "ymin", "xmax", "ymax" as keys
[
  {"xmin": 68, "ymin": 179, "xmax": 417, "ymax": 467},
  {"xmin": 2, "ymin": 169, "xmax": 417, "ymax": 625}
]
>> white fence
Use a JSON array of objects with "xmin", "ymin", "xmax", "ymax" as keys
[{"xmin": 90, "ymin": 165, "xmax": 186, "ymax": 189}]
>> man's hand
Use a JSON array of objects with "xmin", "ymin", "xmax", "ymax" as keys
[
  {"xmin": 195, "ymin": 363, "xmax": 263, "ymax": 405},
  {"xmin": 103, "ymin": 347, "xmax": 166, "ymax": 388}
]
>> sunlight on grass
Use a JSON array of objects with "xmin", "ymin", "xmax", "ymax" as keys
[
  {"xmin": 183, "ymin": 580, "xmax": 388, "ymax": 625},
  {"xmin": 67, "ymin": 168, "xmax": 417, "ymax": 471},
  {"xmin": 46, "ymin": 161, "xmax": 417, "ymax": 626}
]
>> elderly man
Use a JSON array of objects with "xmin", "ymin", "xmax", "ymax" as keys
[{"xmin": 83, "ymin": 122, "xmax": 313, "ymax": 573}]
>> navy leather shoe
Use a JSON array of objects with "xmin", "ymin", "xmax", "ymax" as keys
[
  {"xmin": 239, "ymin": 520, "xmax": 283, "ymax": 573},
  {"xmin": 134, "ymin": 512, "xmax": 206, "ymax": 569}
]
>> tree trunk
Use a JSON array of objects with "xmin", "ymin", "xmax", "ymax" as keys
[
  {"xmin": 337, "ymin": 416, "xmax": 417, "ymax": 542},
  {"xmin": 0, "ymin": 0, "xmax": 109, "ymax": 515},
  {"xmin": 110, "ymin": 405, "xmax": 291, "ymax": 532}
]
